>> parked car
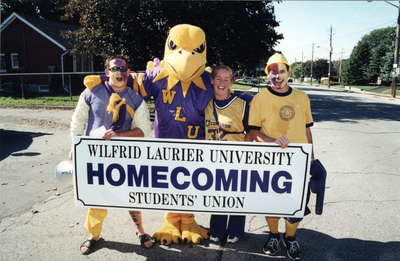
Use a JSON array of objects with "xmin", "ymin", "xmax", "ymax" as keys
[{"xmin": 235, "ymin": 77, "xmax": 258, "ymax": 84}]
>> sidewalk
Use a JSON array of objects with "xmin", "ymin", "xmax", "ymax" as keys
[
  {"xmin": 235, "ymin": 83, "xmax": 400, "ymax": 101},
  {"xmin": 0, "ymin": 188, "xmax": 278, "ymax": 261},
  {"xmin": 304, "ymin": 83, "xmax": 399, "ymax": 100},
  {"xmin": 1, "ymin": 187, "xmax": 399, "ymax": 261}
]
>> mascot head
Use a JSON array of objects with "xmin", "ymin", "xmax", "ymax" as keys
[{"xmin": 154, "ymin": 24, "xmax": 207, "ymax": 97}]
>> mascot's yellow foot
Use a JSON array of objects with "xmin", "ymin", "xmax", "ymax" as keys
[
  {"xmin": 181, "ymin": 213, "xmax": 208, "ymax": 244},
  {"xmin": 152, "ymin": 213, "xmax": 181, "ymax": 245}
]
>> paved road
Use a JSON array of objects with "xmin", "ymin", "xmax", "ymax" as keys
[{"xmin": 0, "ymin": 84, "xmax": 399, "ymax": 261}]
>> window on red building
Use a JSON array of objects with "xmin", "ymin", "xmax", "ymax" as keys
[
  {"xmin": 11, "ymin": 53, "xmax": 19, "ymax": 69},
  {"xmin": 0, "ymin": 54, "xmax": 6, "ymax": 72}
]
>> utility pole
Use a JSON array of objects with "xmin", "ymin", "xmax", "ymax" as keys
[
  {"xmin": 339, "ymin": 48, "xmax": 344, "ymax": 84},
  {"xmin": 311, "ymin": 43, "xmax": 319, "ymax": 86},
  {"xmin": 301, "ymin": 49, "xmax": 304, "ymax": 82},
  {"xmin": 311, "ymin": 43, "xmax": 315, "ymax": 86},
  {"xmin": 391, "ymin": 0, "xmax": 400, "ymax": 98},
  {"xmin": 328, "ymin": 25, "xmax": 333, "ymax": 88}
]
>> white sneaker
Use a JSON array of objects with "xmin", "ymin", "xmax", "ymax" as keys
[
  {"xmin": 209, "ymin": 235, "xmax": 220, "ymax": 243},
  {"xmin": 227, "ymin": 236, "xmax": 240, "ymax": 243}
]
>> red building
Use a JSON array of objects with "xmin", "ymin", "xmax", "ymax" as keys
[{"xmin": 0, "ymin": 12, "xmax": 98, "ymax": 95}]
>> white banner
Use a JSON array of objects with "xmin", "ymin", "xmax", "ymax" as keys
[{"xmin": 73, "ymin": 136, "xmax": 312, "ymax": 217}]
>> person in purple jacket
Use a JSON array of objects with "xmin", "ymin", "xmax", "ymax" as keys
[
  {"xmin": 71, "ymin": 55, "xmax": 153, "ymax": 254},
  {"xmin": 84, "ymin": 24, "xmax": 213, "ymax": 245}
]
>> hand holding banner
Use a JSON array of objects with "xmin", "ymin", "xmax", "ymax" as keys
[{"xmin": 73, "ymin": 136, "xmax": 312, "ymax": 217}]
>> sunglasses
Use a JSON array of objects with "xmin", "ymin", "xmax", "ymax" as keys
[{"xmin": 109, "ymin": 66, "xmax": 128, "ymax": 72}]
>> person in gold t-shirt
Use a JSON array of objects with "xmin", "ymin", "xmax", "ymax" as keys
[
  {"xmin": 245, "ymin": 53, "xmax": 314, "ymax": 260},
  {"xmin": 205, "ymin": 65, "xmax": 252, "ymax": 244}
]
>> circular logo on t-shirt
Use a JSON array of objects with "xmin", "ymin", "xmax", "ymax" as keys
[{"xmin": 280, "ymin": 105, "xmax": 295, "ymax": 121}]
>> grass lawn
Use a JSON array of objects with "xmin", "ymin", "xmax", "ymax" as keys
[
  {"xmin": 381, "ymin": 88, "xmax": 400, "ymax": 96},
  {"xmin": 349, "ymin": 85, "xmax": 382, "ymax": 91},
  {"xmin": 1, "ymin": 82, "xmax": 397, "ymax": 107},
  {"xmin": 0, "ymin": 95, "xmax": 79, "ymax": 107},
  {"xmin": 329, "ymin": 84, "xmax": 386, "ymax": 91}
]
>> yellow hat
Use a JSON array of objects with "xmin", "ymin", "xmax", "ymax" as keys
[{"xmin": 265, "ymin": 53, "xmax": 291, "ymax": 75}]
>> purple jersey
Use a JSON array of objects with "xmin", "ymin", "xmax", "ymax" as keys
[
  {"xmin": 139, "ymin": 71, "xmax": 214, "ymax": 139},
  {"xmin": 83, "ymin": 83, "xmax": 144, "ymax": 135}
]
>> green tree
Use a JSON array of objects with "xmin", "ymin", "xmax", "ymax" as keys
[
  {"xmin": 341, "ymin": 58, "xmax": 351, "ymax": 85},
  {"xmin": 1, "ymin": 0, "xmax": 69, "ymax": 23},
  {"xmin": 380, "ymin": 41, "xmax": 395, "ymax": 85},
  {"xmin": 344, "ymin": 39, "xmax": 370, "ymax": 85},
  {"xmin": 330, "ymin": 60, "xmax": 342, "ymax": 82},
  {"xmin": 303, "ymin": 61, "xmax": 311, "ymax": 79},
  {"xmin": 332, "ymin": 60, "xmax": 341, "ymax": 77},
  {"xmin": 343, "ymin": 26, "xmax": 395, "ymax": 85},
  {"xmin": 63, "ymin": 0, "xmax": 282, "ymax": 72},
  {"xmin": 312, "ymin": 59, "xmax": 329, "ymax": 83},
  {"xmin": 367, "ymin": 42, "xmax": 390, "ymax": 83},
  {"xmin": 159, "ymin": 1, "xmax": 282, "ymax": 73},
  {"xmin": 291, "ymin": 62, "xmax": 303, "ymax": 80},
  {"xmin": 63, "ymin": 0, "xmax": 166, "ymax": 69},
  {"xmin": 302, "ymin": 59, "xmax": 328, "ymax": 83}
]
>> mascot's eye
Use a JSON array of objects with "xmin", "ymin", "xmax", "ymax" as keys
[
  {"xmin": 194, "ymin": 43, "xmax": 205, "ymax": 53},
  {"xmin": 168, "ymin": 39, "xmax": 177, "ymax": 50}
]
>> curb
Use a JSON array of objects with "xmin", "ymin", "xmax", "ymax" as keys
[
  {"xmin": 299, "ymin": 83, "xmax": 399, "ymax": 100},
  {"xmin": 340, "ymin": 86, "xmax": 399, "ymax": 100},
  {"xmin": 0, "ymin": 105, "xmax": 75, "ymax": 110},
  {"xmin": 0, "ymin": 104, "xmax": 157, "ymax": 111}
]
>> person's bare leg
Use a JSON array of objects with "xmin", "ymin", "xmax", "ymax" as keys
[{"xmin": 129, "ymin": 211, "xmax": 154, "ymax": 248}]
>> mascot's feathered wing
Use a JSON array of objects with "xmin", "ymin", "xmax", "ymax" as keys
[{"xmin": 84, "ymin": 24, "xmax": 213, "ymax": 245}]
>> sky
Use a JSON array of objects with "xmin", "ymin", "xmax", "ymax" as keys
[{"xmin": 272, "ymin": 0, "xmax": 398, "ymax": 64}]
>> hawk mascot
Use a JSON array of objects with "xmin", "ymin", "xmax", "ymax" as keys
[{"xmin": 84, "ymin": 24, "xmax": 213, "ymax": 245}]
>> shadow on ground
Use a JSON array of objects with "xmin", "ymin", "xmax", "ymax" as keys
[
  {"xmin": 222, "ymin": 228, "xmax": 400, "ymax": 261},
  {"xmin": 240, "ymin": 87, "xmax": 400, "ymax": 123},
  {"xmin": 298, "ymin": 87, "xmax": 400, "ymax": 123},
  {"xmin": 0, "ymin": 129, "xmax": 51, "ymax": 161},
  {"xmin": 80, "ymin": 228, "xmax": 400, "ymax": 261},
  {"xmin": 87, "ymin": 239, "xmax": 221, "ymax": 261}
]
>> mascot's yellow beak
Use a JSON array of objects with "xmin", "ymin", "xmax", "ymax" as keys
[
  {"xmin": 154, "ymin": 24, "xmax": 207, "ymax": 97},
  {"xmin": 164, "ymin": 24, "xmax": 206, "ymax": 82}
]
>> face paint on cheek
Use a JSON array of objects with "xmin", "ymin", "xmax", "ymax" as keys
[
  {"xmin": 268, "ymin": 71, "xmax": 279, "ymax": 81},
  {"xmin": 268, "ymin": 71, "xmax": 283, "ymax": 89},
  {"xmin": 121, "ymin": 71, "xmax": 128, "ymax": 80},
  {"xmin": 268, "ymin": 63, "xmax": 289, "ymax": 89}
]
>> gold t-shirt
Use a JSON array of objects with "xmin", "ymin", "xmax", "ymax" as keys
[{"xmin": 248, "ymin": 86, "xmax": 313, "ymax": 143}]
